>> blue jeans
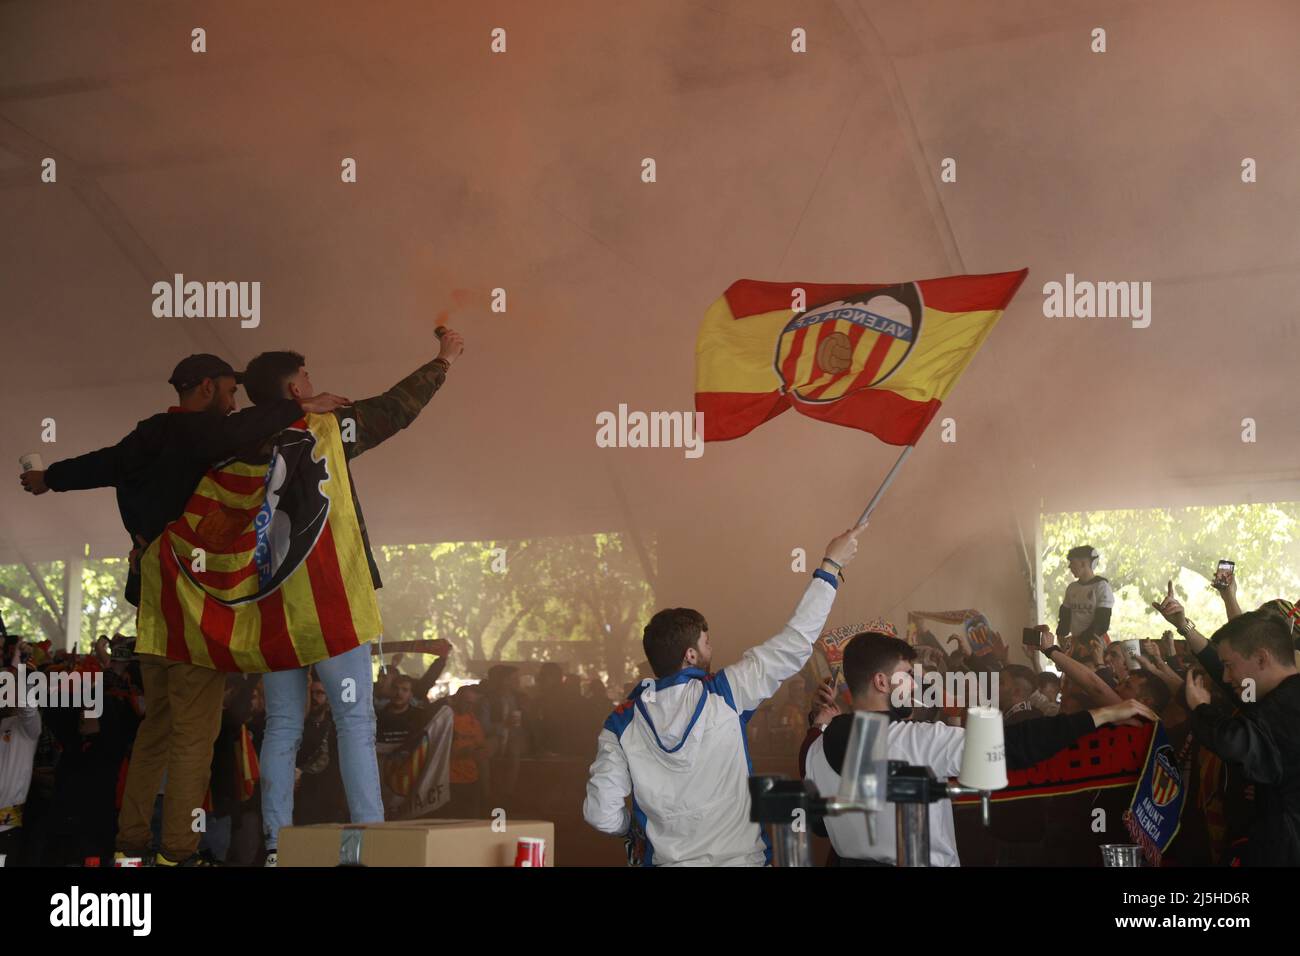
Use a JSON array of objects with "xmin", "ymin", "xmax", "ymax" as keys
[{"xmin": 260, "ymin": 643, "xmax": 384, "ymax": 850}]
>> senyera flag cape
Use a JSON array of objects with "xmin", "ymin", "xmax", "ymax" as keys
[
  {"xmin": 136, "ymin": 412, "xmax": 382, "ymax": 672},
  {"xmin": 696, "ymin": 269, "xmax": 1028, "ymax": 445}
]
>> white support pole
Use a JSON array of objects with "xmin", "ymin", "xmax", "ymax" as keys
[{"xmin": 62, "ymin": 554, "xmax": 83, "ymax": 652}]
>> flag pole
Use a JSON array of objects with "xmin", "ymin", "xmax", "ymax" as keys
[{"xmin": 856, "ymin": 445, "xmax": 914, "ymax": 527}]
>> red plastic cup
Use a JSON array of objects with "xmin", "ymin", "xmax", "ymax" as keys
[{"xmin": 513, "ymin": 837, "xmax": 546, "ymax": 867}]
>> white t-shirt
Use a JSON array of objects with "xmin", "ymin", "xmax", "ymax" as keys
[
  {"xmin": 1062, "ymin": 576, "xmax": 1115, "ymax": 638},
  {"xmin": 805, "ymin": 718, "xmax": 963, "ymax": 866},
  {"xmin": 0, "ymin": 707, "xmax": 41, "ymax": 831}
]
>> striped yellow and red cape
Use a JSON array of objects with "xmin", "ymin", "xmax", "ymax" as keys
[
  {"xmin": 696, "ymin": 269, "xmax": 1028, "ymax": 446},
  {"xmin": 136, "ymin": 412, "xmax": 382, "ymax": 672}
]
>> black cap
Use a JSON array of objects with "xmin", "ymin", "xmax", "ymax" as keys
[{"xmin": 168, "ymin": 354, "xmax": 243, "ymax": 391}]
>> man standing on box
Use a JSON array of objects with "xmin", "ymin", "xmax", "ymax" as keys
[
  {"xmin": 18, "ymin": 354, "xmax": 351, "ymax": 866},
  {"xmin": 236, "ymin": 326, "xmax": 464, "ymax": 865}
]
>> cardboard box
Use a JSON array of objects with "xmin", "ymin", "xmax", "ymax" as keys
[{"xmin": 277, "ymin": 819, "xmax": 555, "ymax": 867}]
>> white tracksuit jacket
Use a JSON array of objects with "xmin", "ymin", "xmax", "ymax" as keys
[{"xmin": 582, "ymin": 571, "xmax": 839, "ymax": 866}]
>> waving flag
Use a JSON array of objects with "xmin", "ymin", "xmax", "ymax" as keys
[
  {"xmin": 695, "ymin": 269, "xmax": 1027, "ymax": 445},
  {"xmin": 136, "ymin": 412, "xmax": 382, "ymax": 672}
]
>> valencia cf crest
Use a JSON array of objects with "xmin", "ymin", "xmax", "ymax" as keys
[
  {"xmin": 177, "ymin": 425, "xmax": 332, "ymax": 606},
  {"xmin": 1150, "ymin": 744, "xmax": 1181, "ymax": 807},
  {"xmin": 774, "ymin": 282, "xmax": 924, "ymax": 404}
]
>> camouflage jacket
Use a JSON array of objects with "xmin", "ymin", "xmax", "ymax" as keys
[
  {"xmin": 335, "ymin": 356, "xmax": 450, "ymax": 589},
  {"xmin": 237, "ymin": 356, "xmax": 450, "ymax": 591}
]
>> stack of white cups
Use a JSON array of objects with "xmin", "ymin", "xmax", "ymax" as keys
[{"xmin": 959, "ymin": 705, "xmax": 1008, "ymax": 792}]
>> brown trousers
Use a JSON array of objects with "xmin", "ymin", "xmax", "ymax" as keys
[{"xmin": 115, "ymin": 654, "xmax": 226, "ymax": 862}]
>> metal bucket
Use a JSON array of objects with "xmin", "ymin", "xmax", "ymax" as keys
[{"xmin": 1100, "ymin": 844, "xmax": 1145, "ymax": 867}]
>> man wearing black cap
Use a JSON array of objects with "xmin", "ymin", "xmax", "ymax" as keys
[
  {"xmin": 19, "ymin": 353, "xmax": 350, "ymax": 606},
  {"xmin": 18, "ymin": 354, "xmax": 350, "ymax": 866}
]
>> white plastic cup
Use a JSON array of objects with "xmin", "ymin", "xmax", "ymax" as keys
[
  {"xmin": 1121, "ymin": 639, "xmax": 1142, "ymax": 670},
  {"xmin": 19, "ymin": 453, "xmax": 44, "ymax": 473},
  {"xmin": 959, "ymin": 705, "xmax": 1008, "ymax": 791}
]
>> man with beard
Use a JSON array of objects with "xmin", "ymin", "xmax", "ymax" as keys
[
  {"xmin": 295, "ymin": 678, "xmax": 346, "ymax": 825},
  {"xmin": 583, "ymin": 525, "xmax": 865, "ymax": 866},
  {"xmin": 239, "ymin": 326, "xmax": 464, "ymax": 864},
  {"xmin": 804, "ymin": 632, "xmax": 1158, "ymax": 866},
  {"xmin": 19, "ymin": 354, "xmax": 350, "ymax": 867}
]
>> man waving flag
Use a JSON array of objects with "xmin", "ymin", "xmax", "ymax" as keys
[{"xmin": 695, "ymin": 269, "xmax": 1028, "ymax": 446}]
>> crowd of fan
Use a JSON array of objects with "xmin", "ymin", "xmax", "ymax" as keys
[
  {"xmin": 3, "ymin": 547, "xmax": 1296, "ymax": 867},
  {"xmin": 0, "ymin": 632, "xmax": 615, "ymax": 866}
]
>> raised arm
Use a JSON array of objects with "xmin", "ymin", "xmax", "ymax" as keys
[
  {"xmin": 341, "ymin": 329, "xmax": 464, "ymax": 459},
  {"xmin": 1187, "ymin": 674, "xmax": 1282, "ymax": 782},
  {"xmin": 1218, "ymin": 570, "xmax": 1244, "ymax": 622},
  {"xmin": 1039, "ymin": 637, "xmax": 1121, "ymax": 706},
  {"xmin": 412, "ymin": 640, "xmax": 453, "ymax": 702},
  {"xmin": 1005, "ymin": 700, "xmax": 1158, "ymax": 769},
  {"xmin": 719, "ymin": 526, "xmax": 863, "ymax": 714},
  {"xmin": 1152, "ymin": 580, "xmax": 1210, "ymax": 655}
]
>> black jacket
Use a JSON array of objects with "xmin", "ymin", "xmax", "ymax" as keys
[
  {"xmin": 1190, "ymin": 649, "xmax": 1300, "ymax": 866},
  {"xmin": 44, "ymin": 399, "xmax": 303, "ymax": 605}
]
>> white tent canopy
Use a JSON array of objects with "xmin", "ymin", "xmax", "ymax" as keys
[{"xmin": 3, "ymin": 0, "xmax": 1298, "ymax": 656}]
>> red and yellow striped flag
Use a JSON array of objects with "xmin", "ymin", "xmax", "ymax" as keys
[
  {"xmin": 136, "ymin": 412, "xmax": 382, "ymax": 672},
  {"xmin": 695, "ymin": 269, "xmax": 1027, "ymax": 445}
]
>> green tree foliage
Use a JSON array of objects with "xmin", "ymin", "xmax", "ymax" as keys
[
  {"xmin": 0, "ymin": 557, "xmax": 133, "ymax": 649},
  {"xmin": 374, "ymin": 532, "xmax": 655, "ymax": 687},
  {"xmin": 1041, "ymin": 502, "xmax": 1300, "ymax": 639},
  {"xmin": 2, "ymin": 535, "xmax": 654, "ymax": 681}
]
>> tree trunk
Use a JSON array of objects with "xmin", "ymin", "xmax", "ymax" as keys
[
  {"xmin": 0, "ymin": 585, "xmax": 64, "ymax": 644},
  {"xmin": 23, "ymin": 561, "xmax": 64, "ymax": 633},
  {"xmin": 487, "ymin": 603, "xmax": 534, "ymax": 660}
]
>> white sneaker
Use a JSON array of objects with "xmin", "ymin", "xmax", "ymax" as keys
[{"xmin": 264, "ymin": 851, "xmax": 278, "ymax": 868}]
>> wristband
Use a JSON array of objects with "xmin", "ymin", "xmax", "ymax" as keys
[{"xmin": 818, "ymin": 558, "xmax": 845, "ymax": 583}]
